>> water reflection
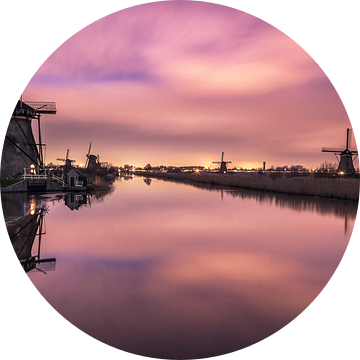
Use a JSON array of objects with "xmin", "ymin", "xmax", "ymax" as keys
[
  {"xmin": 120, "ymin": 173, "xmax": 135, "ymax": 181},
  {"xmin": 64, "ymin": 192, "xmax": 87, "ymax": 211},
  {"xmin": 2, "ymin": 193, "xmax": 54, "ymax": 274},
  {"xmin": 1, "ymin": 177, "xmax": 357, "ymax": 359},
  {"xmin": 57, "ymin": 187, "xmax": 116, "ymax": 211},
  {"xmin": 2, "ymin": 187, "xmax": 115, "ymax": 274},
  {"xmin": 144, "ymin": 177, "xmax": 152, "ymax": 186},
  {"xmin": 157, "ymin": 177, "xmax": 358, "ymax": 232},
  {"xmin": 7, "ymin": 209, "xmax": 56, "ymax": 274}
]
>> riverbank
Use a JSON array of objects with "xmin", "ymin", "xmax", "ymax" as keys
[
  {"xmin": 135, "ymin": 171, "xmax": 359, "ymax": 201},
  {"xmin": 0, "ymin": 174, "xmax": 115, "ymax": 193}
]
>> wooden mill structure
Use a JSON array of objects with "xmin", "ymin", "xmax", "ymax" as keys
[
  {"xmin": 212, "ymin": 152, "xmax": 232, "ymax": 173},
  {"xmin": 84, "ymin": 141, "xmax": 107, "ymax": 173},
  {"xmin": 57, "ymin": 149, "xmax": 76, "ymax": 174},
  {"xmin": 322, "ymin": 128, "xmax": 358, "ymax": 176},
  {"xmin": 85, "ymin": 141, "xmax": 98, "ymax": 173},
  {"xmin": 1, "ymin": 100, "xmax": 56, "ymax": 179}
]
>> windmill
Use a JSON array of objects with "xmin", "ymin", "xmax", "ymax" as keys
[
  {"xmin": 212, "ymin": 152, "xmax": 232, "ymax": 173},
  {"xmin": 322, "ymin": 128, "xmax": 358, "ymax": 176},
  {"xmin": 57, "ymin": 149, "xmax": 75, "ymax": 174},
  {"xmin": 85, "ymin": 141, "xmax": 98, "ymax": 172},
  {"xmin": 85, "ymin": 141, "xmax": 101, "ymax": 173}
]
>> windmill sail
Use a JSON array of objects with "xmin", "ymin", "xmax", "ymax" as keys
[
  {"xmin": 57, "ymin": 149, "xmax": 76, "ymax": 163},
  {"xmin": 322, "ymin": 147, "xmax": 343, "ymax": 153},
  {"xmin": 85, "ymin": 141, "xmax": 92, "ymax": 167}
]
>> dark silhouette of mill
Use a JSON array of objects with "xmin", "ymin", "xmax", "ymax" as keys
[
  {"xmin": 212, "ymin": 152, "xmax": 231, "ymax": 173},
  {"xmin": 57, "ymin": 149, "xmax": 75, "ymax": 174},
  {"xmin": 322, "ymin": 128, "xmax": 358, "ymax": 176},
  {"xmin": 84, "ymin": 142, "xmax": 108, "ymax": 173},
  {"xmin": 85, "ymin": 141, "xmax": 98, "ymax": 173},
  {"xmin": 1, "ymin": 100, "xmax": 56, "ymax": 179}
]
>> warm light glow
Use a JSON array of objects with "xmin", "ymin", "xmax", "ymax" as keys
[{"xmin": 29, "ymin": 198, "xmax": 36, "ymax": 215}]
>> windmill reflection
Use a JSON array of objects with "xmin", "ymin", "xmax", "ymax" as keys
[
  {"xmin": 8, "ymin": 206, "xmax": 55, "ymax": 274},
  {"xmin": 2, "ymin": 187, "xmax": 115, "ymax": 274}
]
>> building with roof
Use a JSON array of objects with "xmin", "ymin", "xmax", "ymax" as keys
[
  {"xmin": 66, "ymin": 169, "xmax": 87, "ymax": 188},
  {"xmin": 1, "ymin": 100, "xmax": 56, "ymax": 179}
]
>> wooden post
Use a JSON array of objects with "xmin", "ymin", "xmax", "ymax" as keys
[{"xmin": 37, "ymin": 115, "xmax": 43, "ymax": 168}]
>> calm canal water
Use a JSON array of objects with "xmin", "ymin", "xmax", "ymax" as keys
[{"xmin": 2, "ymin": 175, "xmax": 357, "ymax": 359}]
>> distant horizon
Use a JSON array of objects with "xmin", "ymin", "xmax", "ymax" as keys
[{"xmin": 44, "ymin": 159, "xmax": 356, "ymax": 172}]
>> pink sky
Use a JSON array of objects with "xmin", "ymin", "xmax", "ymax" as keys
[{"xmin": 23, "ymin": 1, "xmax": 357, "ymax": 169}]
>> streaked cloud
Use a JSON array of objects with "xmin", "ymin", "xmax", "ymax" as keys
[{"xmin": 23, "ymin": 1, "xmax": 355, "ymax": 169}]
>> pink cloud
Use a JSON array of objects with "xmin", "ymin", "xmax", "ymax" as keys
[{"xmin": 22, "ymin": 1, "xmax": 355, "ymax": 169}]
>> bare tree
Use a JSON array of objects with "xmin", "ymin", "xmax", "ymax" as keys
[
  {"xmin": 316, "ymin": 161, "xmax": 337, "ymax": 172},
  {"xmin": 144, "ymin": 164, "xmax": 152, "ymax": 172}
]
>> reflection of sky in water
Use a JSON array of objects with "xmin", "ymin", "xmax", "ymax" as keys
[{"xmin": 7, "ymin": 177, "xmax": 355, "ymax": 359}]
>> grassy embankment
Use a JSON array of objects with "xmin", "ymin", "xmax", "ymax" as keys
[
  {"xmin": 135, "ymin": 171, "xmax": 359, "ymax": 201},
  {"xmin": 86, "ymin": 174, "xmax": 115, "ymax": 191},
  {"xmin": 0, "ymin": 178, "xmax": 23, "ymax": 189}
]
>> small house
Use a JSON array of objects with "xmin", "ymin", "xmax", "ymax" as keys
[{"xmin": 66, "ymin": 169, "xmax": 87, "ymax": 188}]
